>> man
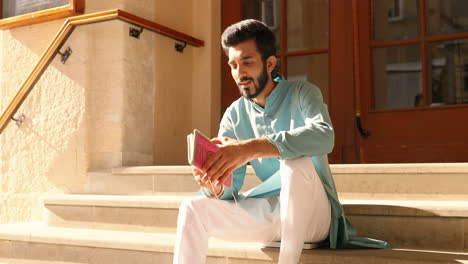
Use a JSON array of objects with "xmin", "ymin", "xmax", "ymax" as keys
[{"xmin": 173, "ymin": 19, "xmax": 388, "ymax": 264}]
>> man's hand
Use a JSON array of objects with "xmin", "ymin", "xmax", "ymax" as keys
[
  {"xmin": 202, "ymin": 136, "xmax": 280, "ymax": 187},
  {"xmin": 192, "ymin": 167, "xmax": 223, "ymax": 195}
]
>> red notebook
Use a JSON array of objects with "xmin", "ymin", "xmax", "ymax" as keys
[{"xmin": 187, "ymin": 129, "xmax": 233, "ymax": 188}]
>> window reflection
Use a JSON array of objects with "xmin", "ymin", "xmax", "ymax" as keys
[
  {"xmin": 426, "ymin": 0, "xmax": 468, "ymax": 36},
  {"xmin": 373, "ymin": 44, "xmax": 422, "ymax": 109},
  {"xmin": 373, "ymin": 0, "xmax": 420, "ymax": 42},
  {"xmin": 428, "ymin": 39, "xmax": 468, "ymax": 106},
  {"xmin": 287, "ymin": 54, "xmax": 329, "ymax": 104},
  {"xmin": 287, "ymin": 0, "xmax": 328, "ymax": 51}
]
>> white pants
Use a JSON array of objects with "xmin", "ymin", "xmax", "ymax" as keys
[{"xmin": 173, "ymin": 156, "xmax": 331, "ymax": 264}]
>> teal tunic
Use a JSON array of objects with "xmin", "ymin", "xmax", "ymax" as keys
[{"xmin": 212, "ymin": 75, "xmax": 389, "ymax": 249}]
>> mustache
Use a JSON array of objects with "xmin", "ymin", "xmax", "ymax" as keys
[{"xmin": 237, "ymin": 77, "xmax": 254, "ymax": 86}]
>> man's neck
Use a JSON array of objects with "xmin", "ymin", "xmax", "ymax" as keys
[{"xmin": 252, "ymin": 79, "xmax": 277, "ymax": 108}]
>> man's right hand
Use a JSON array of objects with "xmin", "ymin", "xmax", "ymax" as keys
[{"xmin": 193, "ymin": 167, "xmax": 223, "ymax": 196}]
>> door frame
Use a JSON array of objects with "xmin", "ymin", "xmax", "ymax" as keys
[{"xmin": 221, "ymin": 0, "xmax": 358, "ymax": 164}]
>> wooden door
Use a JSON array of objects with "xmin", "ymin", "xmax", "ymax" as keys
[
  {"xmin": 355, "ymin": 0, "xmax": 468, "ymax": 163},
  {"xmin": 221, "ymin": 0, "xmax": 357, "ymax": 164}
]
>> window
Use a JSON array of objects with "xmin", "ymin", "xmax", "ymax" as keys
[
  {"xmin": 0, "ymin": 0, "xmax": 84, "ymax": 29},
  {"xmin": 371, "ymin": 0, "xmax": 468, "ymax": 110}
]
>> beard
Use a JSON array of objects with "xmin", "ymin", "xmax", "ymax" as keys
[{"xmin": 237, "ymin": 63, "xmax": 269, "ymax": 100}]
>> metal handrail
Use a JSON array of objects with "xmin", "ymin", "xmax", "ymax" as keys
[{"xmin": 0, "ymin": 9, "xmax": 204, "ymax": 134}]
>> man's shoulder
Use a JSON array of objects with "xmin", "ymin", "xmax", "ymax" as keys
[{"xmin": 282, "ymin": 79, "xmax": 322, "ymax": 97}]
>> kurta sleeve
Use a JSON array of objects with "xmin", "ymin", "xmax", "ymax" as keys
[
  {"xmin": 265, "ymin": 82, "xmax": 334, "ymax": 159},
  {"xmin": 198, "ymin": 108, "xmax": 247, "ymax": 200}
]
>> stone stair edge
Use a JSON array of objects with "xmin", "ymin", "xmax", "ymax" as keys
[
  {"xmin": 106, "ymin": 163, "xmax": 468, "ymax": 175},
  {"xmin": 338, "ymin": 193, "xmax": 468, "ymax": 201},
  {"xmin": 43, "ymin": 194, "xmax": 187, "ymax": 209},
  {"xmin": 0, "ymin": 222, "xmax": 175, "ymax": 255},
  {"xmin": 1, "ymin": 223, "xmax": 468, "ymax": 263},
  {"xmin": 0, "ymin": 223, "xmax": 277, "ymax": 261},
  {"xmin": 43, "ymin": 194, "xmax": 468, "ymax": 217}
]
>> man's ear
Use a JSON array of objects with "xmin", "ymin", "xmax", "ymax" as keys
[{"xmin": 266, "ymin": 55, "xmax": 277, "ymax": 73}]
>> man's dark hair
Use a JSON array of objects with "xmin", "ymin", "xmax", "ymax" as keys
[{"xmin": 221, "ymin": 19, "xmax": 276, "ymax": 61}]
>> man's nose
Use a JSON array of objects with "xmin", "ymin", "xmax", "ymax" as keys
[{"xmin": 235, "ymin": 65, "xmax": 246, "ymax": 78}]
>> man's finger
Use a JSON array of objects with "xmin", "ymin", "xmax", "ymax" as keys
[
  {"xmin": 212, "ymin": 164, "xmax": 230, "ymax": 183},
  {"xmin": 206, "ymin": 155, "xmax": 228, "ymax": 181},
  {"xmin": 201, "ymin": 174, "xmax": 210, "ymax": 185},
  {"xmin": 202, "ymin": 151, "xmax": 219, "ymax": 172},
  {"xmin": 193, "ymin": 167, "xmax": 203, "ymax": 176},
  {"xmin": 217, "ymin": 168, "xmax": 233, "ymax": 186},
  {"xmin": 210, "ymin": 137, "xmax": 223, "ymax": 145}
]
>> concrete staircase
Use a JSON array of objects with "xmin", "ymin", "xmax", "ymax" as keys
[{"xmin": 1, "ymin": 164, "xmax": 468, "ymax": 263}]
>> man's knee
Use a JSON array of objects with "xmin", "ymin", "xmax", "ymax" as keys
[
  {"xmin": 280, "ymin": 156, "xmax": 319, "ymax": 185},
  {"xmin": 178, "ymin": 197, "xmax": 200, "ymax": 221}
]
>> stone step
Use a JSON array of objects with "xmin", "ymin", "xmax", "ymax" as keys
[
  {"xmin": 86, "ymin": 164, "xmax": 468, "ymax": 200},
  {"xmin": 44, "ymin": 194, "xmax": 468, "ymax": 251},
  {"xmin": 87, "ymin": 166, "xmax": 259, "ymax": 196},
  {"xmin": 1, "ymin": 222, "xmax": 468, "ymax": 264},
  {"xmin": 332, "ymin": 163, "xmax": 468, "ymax": 200}
]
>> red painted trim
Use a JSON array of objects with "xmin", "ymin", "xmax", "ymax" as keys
[
  {"xmin": 369, "ymin": 103, "xmax": 468, "ymax": 114},
  {"xmin": 281, "ymin": 0, "xmax": 287, "ymax": 76},
  {"xmin": 372, "ymin": 38, "xmax": 421, "ymax": 47},
  {"xmin": 419, "ymin": 0, "xmax": 429, "ymax": 106},
  {"xmin": 278, "ymin": 48, "xmax": 329, "ymax": 57}
]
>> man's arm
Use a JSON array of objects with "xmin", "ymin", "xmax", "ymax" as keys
[{"xmin": 265, "ymin": 82, "xmax": 334, "ymax": 159}]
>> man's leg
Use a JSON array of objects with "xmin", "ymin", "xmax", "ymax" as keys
[
  {"xmin": 278, "ymin": 156, "xmax": 331, "ymax": 264},
  {"xmin": 173, "ymin": 195, "xmax": 281, "ymax": 264}
]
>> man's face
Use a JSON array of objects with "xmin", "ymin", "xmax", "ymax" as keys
[{"xmin": 228, "ymin": 39, "xmax": 269, "ymax": 100}]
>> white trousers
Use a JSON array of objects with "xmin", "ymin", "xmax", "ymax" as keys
[{"xmin": 173, "ymin": 156, "xmax": 331, "ymax": 264}]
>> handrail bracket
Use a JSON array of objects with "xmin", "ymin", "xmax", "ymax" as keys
[
  {"xmin": 175, "ymin": 41, "xmax": 187, "ymax": 53},
  {"xmin": 57, "ymin": 47, "xmax": 72, "ymax": 64},
  {"xmin": 129, "ymin": 26, "xmax": 144, "ymax": 39},
  {"xmin": 11, "ymin": 114, "xmax": 25, "ymax": 127}
]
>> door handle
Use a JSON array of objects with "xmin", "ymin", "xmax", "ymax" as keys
[{"xmin": 356, "ymin": 112, "xmax": 370, "ymax": 138}]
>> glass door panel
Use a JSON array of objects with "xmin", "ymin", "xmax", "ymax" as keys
[
  {"xmin": 287, "ymin": 0, "xmax": 328, "ymax": 51},
  {"xmin": 426, "ymin": 0, "xmax": 468, "ymax": 36},
  {"xmin": 372, "ymin": 0, "xmax": 420, "ymax": 42},
  {"xmin": 287, "ymin": 54, "xmax": 329, "ymax": 104},
  {"xmin": 428, "ymin": 38, "xmax": 468, "ymax": 105},
  {"xmin": 372, "ymin": 44, "xmax": 422, "ymax": 109}
]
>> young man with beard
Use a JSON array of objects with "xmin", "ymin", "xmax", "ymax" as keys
[{"xmin": 173, "ymin": 19, "xmax": 388, "ymax": 264}]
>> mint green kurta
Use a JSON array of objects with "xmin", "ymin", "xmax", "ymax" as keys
[{"xmin": 213, "ymin": 75, "xmax": 389, "ymax": 249}]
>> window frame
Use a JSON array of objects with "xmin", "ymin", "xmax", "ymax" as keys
[{"xmin": 368, "ymin": 0, "xmax": 468, "ymax": 113}]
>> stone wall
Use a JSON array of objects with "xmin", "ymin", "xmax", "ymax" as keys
[
  {"xmin": 153, "ymin": 0, "xmax": 221, "ymax": 165},
  {"xmin": 0, "ymin": 0, "xmax": 220, "ymax": 223}
]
